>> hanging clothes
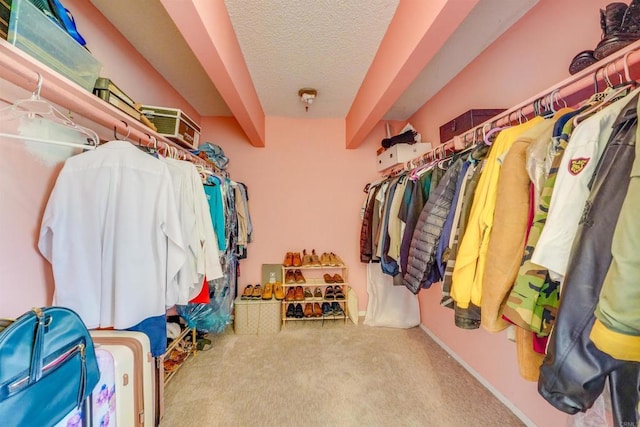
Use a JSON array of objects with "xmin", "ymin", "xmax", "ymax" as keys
[
  {"xmin": 204, "ymin": 182, "xmax": 227, "ymax": 251},
  {"xmin": 38, "ymin": 140, "xmax": 185, "ymax": 329},
  {"xmin": 502, "ymin": 110, "xmax": 582, "ymax": 336},
  {"xmin": 162, "ymin": 157, "xmax": 223, "ymax": 303},
  {"xmin": 590, "ymin": 105, "xmax": 640, "ymax": 361},
  {"xmin": 532, "ymin": 87, "xmax": 640, "ymax": 281},
  {"xmin": 480, "ymin": 108, "xmax": 573, "ymax": 333},
  {"xmin": 450, "ymin": 117, "xmax": 543, "ymax": 325},
  {"xmin": 403, "ymin": 157, "xmax": 463, "ymax": 293},
  {"xmin": 538, "ymin": 94, "xmax": 640, "ymax": 426}
]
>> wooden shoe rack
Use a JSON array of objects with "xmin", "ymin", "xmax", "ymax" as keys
[{"xmin": 281, "ymin": 263, "xmax": 349, "ymax": 326}]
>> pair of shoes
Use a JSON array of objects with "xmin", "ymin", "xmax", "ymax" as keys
[
  {"xmin": 274, "ymin": 282, "xmax": 285, "ymax": 300},
  {"xmin": 323, "ymin": 273, "xmax": 344, "ymax": 284},
  {"xmin": 286, "ymin": 303, "xmax": 295, "ymax": 318},
  {"xmin": 285, "ymin": 270, "xmax": 305, "ymax": 284},
  {"xmin": 285, "ymin": 287, "xmax": 295, "ymax": 301},
  {"xmin": 324, "ymin": 286, "xmax": 334, "ymax": 300},
  {"xmin": 333, "ymin": 285, "xmax": 345, "ymax": 300},
  {"xmin": 283, "ymin": 252, "xmax": 303, "ymax": 267},
  {"xmin": 313, "ymin": 287, "xmax": 322, "ymax": 300},
  {"xmin": 303, "ymin": 288, "xmax": 313, "ymax": 300},
  {"xmin": 286, "ymin": 303, "xmax": 304, "ymax": 318},
  {"xmin": 570, "ymin": 2, "xmax": 640, "ymax": 74},
  {"xmin": 294, "ymin": 286, "xmax": 305, "ymax": 301},
  {"xmin": 303, "ymin": 303, "xmax": 322, "ymax": 317},
  {"xmin": 262, "ymin": 283, "xmax": 273, "ymax": 300},
  {"xmin": 321, "ymin": 302, "xmax": 344, "ymax": 316},
  {"xmin": 320, "ymin": 252, "xmax": 343, "ymax": 266},
  {"xmin": 285, "ymin": 270, "xmax": 295, "ymax": 284},
  {"xmin": 241, "ymin": 284, "xmax": 253, "ymax": 300}
]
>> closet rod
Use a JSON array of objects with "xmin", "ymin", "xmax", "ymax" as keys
[
  {"xmin": 462, "ymin": 40, "xmax": 640, "ymax": 146},
  {"xmin": 0, "ymin": 40, "xmax": 217, "ymax": 171},
  {"xmin": 418, "ymin": 38, "xmax": 640, "ymax": 164}
]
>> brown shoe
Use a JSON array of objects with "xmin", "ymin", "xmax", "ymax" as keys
[
  {"xmin": 285, "ymin": 287, "xmax": 295, "ymax": 301},
  {"xmin": 294, "ymin": 269, "xmax": 306, "ymax": 284},
  {"xmin": 323, "ymin": 273, "xmax": 335, "ymax": 284},
  {"xmin": 320, "ymin": 252, "xmax": 331, "ymax": 266},
  {"xmin": 262, "ymin": 283, "xmax": 273, "ymax": 299},
  {"xmin": 328, "ymin": 252, "xmax": 343, "ymax": 266},
  {"xmin": 332, "ymin": 273, "xmax": 344, "ymax": 283},
  {"xmin": 285, "ymin": 270, "xmax": 296, "ymax": 284},
  {"xmin": 274, "ymin": 282, "xmax": 285, "ymax": 300},
  {"xmin": 333, "ymin": 285, "xmax": 345, "ymax": 300},
  {"xmin": 302, "ymin": 249, "xmax": 312, "ymax": 266},
  {"xmin": 283, "ymin": 252, "xmax": 293, "ymax": 267},
  {"xmin": 304, "ymin": 303, "xmax": 313, "ymax": 318},
  {"xmin": 292, "ymin": 252, "xmax": 302, "ymax": 267},
  {"xmin": 252, "ymin": 284, "xmax": 262, "ymax": 299},
  {"xmin": 241, "ymin": 285, "xmax": 253, "ymax": 300},
  {"xmin": 294, "ymin": 286, "xmax": 305, "ymax": 301},
  {"xmin": 311, "ymin": 249, "xmax": 321, "ymax": 266},
  {"xmin": 313, "ymin": 303, "xmax": 322, "ymax": 317}
]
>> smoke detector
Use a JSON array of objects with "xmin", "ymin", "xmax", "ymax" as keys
[{"xmin": 298, "ymin": 88, "xmax": 317, "ymax": 112}]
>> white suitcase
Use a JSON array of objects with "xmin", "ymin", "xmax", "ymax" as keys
[
  {"xmin": 92, "ymin": 345, "xmax": 133, "ymax": 427},
  {"xmin": 90, "ymin": 331, "xmax": 156, "ymax": 426}
]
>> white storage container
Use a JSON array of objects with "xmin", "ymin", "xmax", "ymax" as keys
[{"xmin": 376, "ymin": 142, "xmax": 432, "ymax": 171}]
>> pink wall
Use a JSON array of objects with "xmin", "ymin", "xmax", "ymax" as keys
[
  {"xmin": 200, "ymin": 116, "xmax": 381, "ymax": 311},
  {"xmin": 408, "ymin": 0, "xmax": 614, "ymax": 425},
  {"xmin": 412, "ymin": 0, "xmax": 609, "ymax": 145}
]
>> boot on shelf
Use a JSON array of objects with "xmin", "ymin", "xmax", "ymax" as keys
[{"xmin": 594, "ymin": 2, "xmax": 639, "ymax": 60}]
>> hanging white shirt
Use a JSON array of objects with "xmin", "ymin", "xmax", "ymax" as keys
[
  {"xmin": 189, "ymin": 162, "xmax": 224, "ymax": 289},
  {"xmin": 38, "ymin": 140, "xmax": 185, "ymax": 329},
  {"xmin": 163, "ymin": 158, "xmax": 223, "ymax": 300},
  {"xmin": 161, "ymin": 157, "xmax": 201, "ymax": 304}
]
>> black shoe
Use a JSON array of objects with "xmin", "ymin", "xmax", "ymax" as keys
[
  {"xmin": 286, "ymin": 303, "xmax": 295, "ymax": 318},
  {"xmin": 331, "ymin": 302, "xmax": 344, "ymax": 316},
  {"xmin": 294, "ymin": 303, "xmax": 304, "ymax": 319},
  {"xmin": 322, "ymin": 302, "xmax": 332, "ymax": 316}
]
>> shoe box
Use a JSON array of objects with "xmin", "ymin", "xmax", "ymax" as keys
[
  {"xmin": 234, "ymin": 297, "xmax": 281, "ymax": 335},
  {"xmin": 376, "ymin": 142, "xmax": 432, "ymax": 172}
]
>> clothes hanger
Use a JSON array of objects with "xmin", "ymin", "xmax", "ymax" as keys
[
  {"xmin": 573, "ymin": 65, "xmax": 633, "ymax": 126},
  {"xmin": 113, "ymin": 120, "xmax": 131, "ymax": 141},
  {"xmin": 0, "ymin": 74, "xmax": 99, "ymax": 150}
]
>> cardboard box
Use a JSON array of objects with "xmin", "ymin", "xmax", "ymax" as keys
[{"xmin": 234, "ymin": 298, "xmax": 281, "ymax": 335}]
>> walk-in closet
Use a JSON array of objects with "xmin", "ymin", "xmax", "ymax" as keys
[{"xmin": 2, "ymin": 1, "xmax": 640, "ymax": 426}]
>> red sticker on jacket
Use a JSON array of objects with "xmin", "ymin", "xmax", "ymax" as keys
[{"xmin": 569, "ymin": 158, "xmax": 590, "ymax": 175}]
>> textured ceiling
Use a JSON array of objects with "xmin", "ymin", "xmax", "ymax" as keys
[
  {"xmin": 224, "ymin": 0, "xmax": 399, "ymax": 118},
  {"xmin": 91, "ymin": 0, "xmax": 539, "ymax": 125}
]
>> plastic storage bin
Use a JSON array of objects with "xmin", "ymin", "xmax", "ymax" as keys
[
  {"xmin": 7, "ymin": 0, "xmax": 102, "ymax": 91},
  {"xmin": 234, "ymin": 298, "xmax": 281, "ymax": 335}
]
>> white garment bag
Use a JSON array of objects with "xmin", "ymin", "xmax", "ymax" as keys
[{"xmin": 364, "ymin": 263, "xmax": 420, "ymax": 328}]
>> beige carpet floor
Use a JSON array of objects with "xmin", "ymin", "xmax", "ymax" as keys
[{"xmin": 160, "ymin": 320, "xmax": 524, "ymax": 427}]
